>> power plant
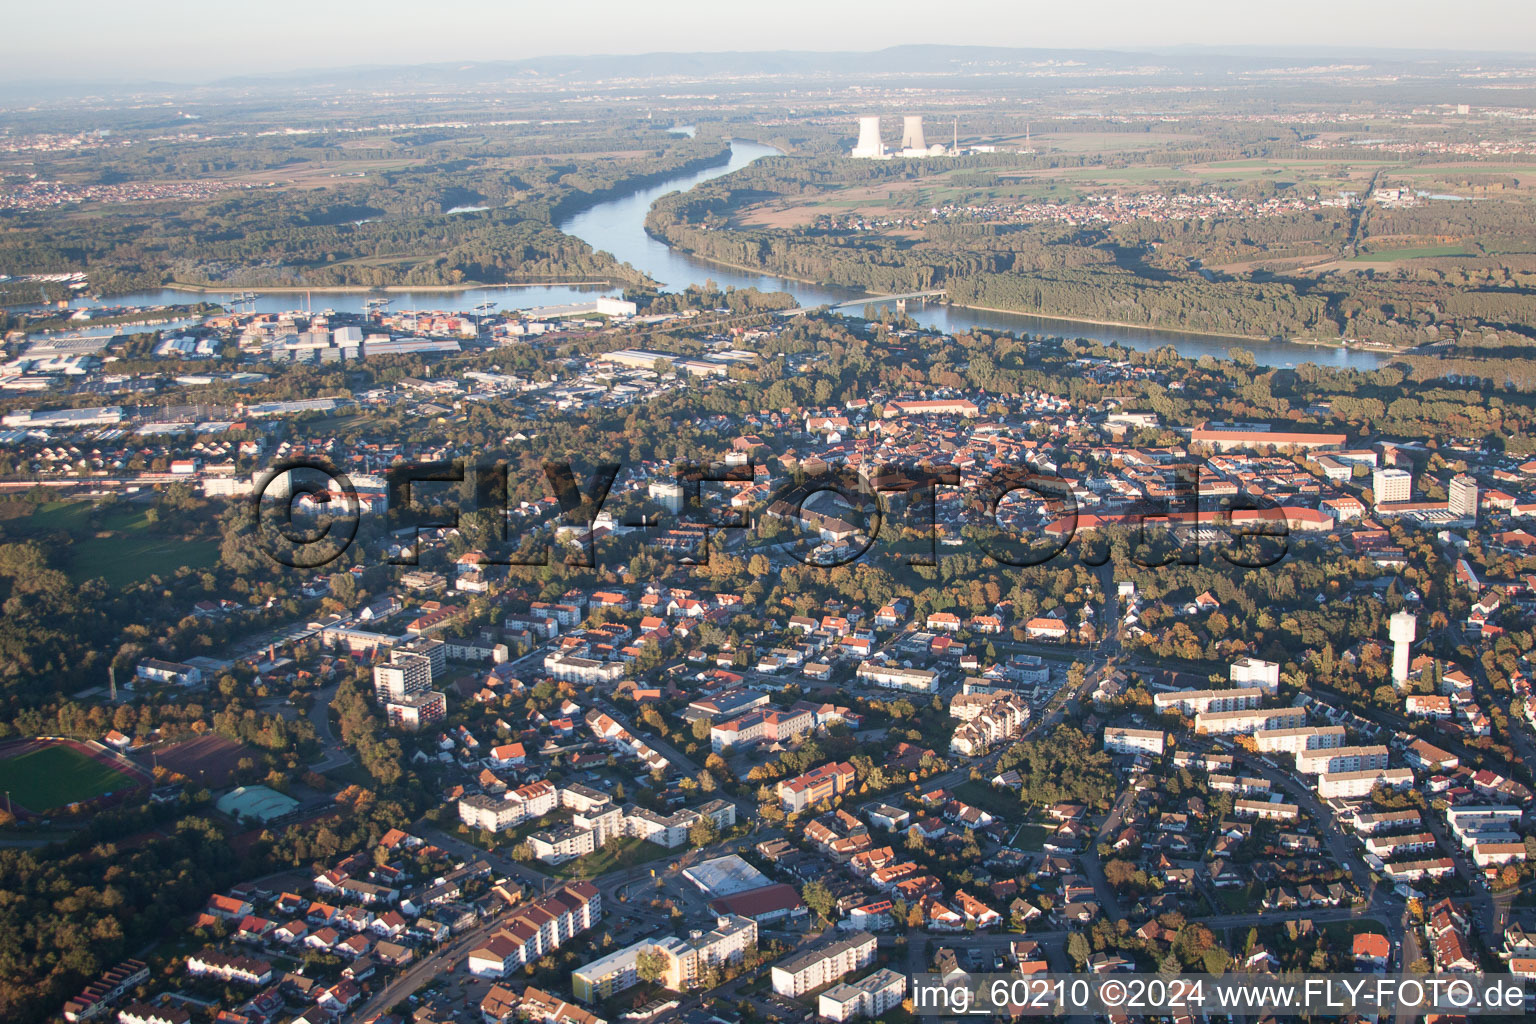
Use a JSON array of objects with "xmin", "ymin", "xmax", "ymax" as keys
[{"xmin": 849, "ymin": 115, "xmax": 952, "ymax": 159}]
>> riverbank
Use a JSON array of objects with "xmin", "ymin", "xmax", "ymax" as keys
[
  {"xmin": 549, "ymin": 145, "xmax": 734, "ymax": 224},
  {"xmin": 162, "ymin": 280, "xmax": 618, "ymax": 296},
  {"xmin": 947, "ymin": 301, "xmax": 1352, "ymax": 348},
  {"xmin": 642, "ymin": 239, "xmax": 1396, "ymax": 356}
]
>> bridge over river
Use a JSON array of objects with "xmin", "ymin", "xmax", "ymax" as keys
[{"xmin": 780, "ymin": 289, "xmax": 946, "ymax": 316}]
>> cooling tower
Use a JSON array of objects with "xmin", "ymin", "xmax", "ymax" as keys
[
  {"xmin": 901, "ymin": 115, "xmax": 926, "ymax": 151},
  {"xmin": 852, "ymin": 116, "xmax": 884, "ymax": 158}
]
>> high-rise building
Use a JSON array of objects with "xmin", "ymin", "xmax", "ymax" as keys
[
  {"xmin": 649, "ymin": 479, "xmax": 685, "ymax": 513},
  {"xmin": 851, "ymin": 116, "xmax": 885, "ymax": 159},
  {"xmin": 1449, "ymin": 474, "xmax": 1479, "ymax": 521},
  {"xmin": 1373, "ymin": 467, "xmax": 1412, "ymax": 506},
  {"xmin": 1390, "ymin": 611, "xmax": 1417, "ymax": 687},
  {"xmin": 374, "ymin": 651, "xmax": 432, "ymax": 702}
]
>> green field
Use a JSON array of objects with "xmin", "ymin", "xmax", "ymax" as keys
[
  {"xmin": 1350, "ymin": 244, "xmax": 1477, "ymax": 262},
  {"xmin": 19, "ymin": 500, "xmax": 219, "ymax": 587},
  {"xmin": 550, "ymin": 835, "xmax": 674, "ymax": 878},
  {"xmin": 0, "ymin": 745, "xmax": 136, "ymax": 812}
]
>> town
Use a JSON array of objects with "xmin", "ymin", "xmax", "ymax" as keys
[
  {"xmin": 3, "ymin": 23, "xmax": 1536, "ymax": 1024},
  {"xmin": 0, "ymin": 280, "xmax": 1534, "ymax": 1024}
]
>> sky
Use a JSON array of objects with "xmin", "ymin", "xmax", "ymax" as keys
[{"xmin": 10, "ymin": 0, "xmax": 1536, "ymax": 83}]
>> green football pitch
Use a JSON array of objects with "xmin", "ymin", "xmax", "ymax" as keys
[{"xmin": 0, "ymin": 745, "xmax": 137, "ymax": 812}]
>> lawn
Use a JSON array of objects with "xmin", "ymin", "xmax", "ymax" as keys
[
  {"xmin": 0, "ymin": 745, "xmax": 136, "ymax": 812},
  {"xmin": 550, "ymin": 836, "xmax": 675, "ymax": 878},
  {"xmin": 21, "ymin": 500, "xmax": 220, "ymax": 586},
  {"xmin": 953, "ymin": 779, "xmax": 1026, "ymax": 818},
  {"xmin": 1216, "ymin": 881, "xmax": 1259, "ymax": 913},
  {"xmin": 1350, "ymin": 244, "xmax": 1477, "ymax": 262}
]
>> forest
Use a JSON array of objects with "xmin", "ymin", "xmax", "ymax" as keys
[{"xmin": 0, "ymin": 125, "xmax": 729, "ymax": 295}]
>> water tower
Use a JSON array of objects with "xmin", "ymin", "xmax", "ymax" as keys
[{"xmin": 1389, "ymin": 611, "xmax": 1417, "ymax": 687}]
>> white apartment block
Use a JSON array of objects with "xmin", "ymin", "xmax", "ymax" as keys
[
  {"xmin": 1294, "ymin": 744, "xmax": 1389, "ymax": 776},
  {"xmin": 819, "ymin": 968, "xmax": 907, "ymax": 1022},
  {"xmin": 465, "ymin": 883, "xmax": 600, "ymax": 978},
  {"xmin": 1373, "ymin": 467, "xmax": 1412, "ymax": 505},
  {"xmin": 1254, "ymin": 725, "xmax": 1346, "ymax": 755},
  {"xmin": 572, "ymin": 915, "xmax": 757, "ymax": 1001},
  {"xmin": 544, "ymin": 652, "xmax": 626, "ymax": 685},
  {"xmin": 1446, "ymin": 806, "xmax": 1523, "ymax": 846},
  {"xmin": 771, "ymin": 932, "xmax": 877, "ymax": 997},
  {"xmin": 1317, "ymin": 767, "xmax": 1413, "ymax": 800},
  {"xmin": 1472, "ymin": 842, "xmax": 1528, "ymax": 868},
  {"xmin": 528, "ymin": 823, "xmax": 597, "ymax": 864},
  {"xmin": 950, "ymin": 695, "xmax": 1031, "ymax": 756},
  {"xmin": 1449, "ymin": 473, "xmax": 1479, "ymax": 520},
  {"xmin": 1103, "ymin": 726, "xmax": 1166, "ymax": 756},
  {"xmin": 373, "ymin": 653, "xmax": 431, "ymax": 702},
  {"xmin": 1154, "ymin": 686, "xmax": 1263, "ymax": 716},
  {"xmin": 1194, "ymin": 706, "xmax": 1306, "ymax": 735},
  {"xmin": 855, "ymin": 662, "xmax": 938, "ymax": 693},
  {"xmin": 1230, "ymin": 657, "xmax": 1280, "ymax": 694},
  {"xmin": 457, "ymin": 780, "xmax": 558, "ymax": 832}
]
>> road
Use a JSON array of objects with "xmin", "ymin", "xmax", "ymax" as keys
[
  {"xmin": 307, "ymin": 682, "xmax": 353, "ymax": 772},
  {"xmin": 1078, "ymin": 785, "xmax": 1133, "ymax": 923},
  {"xmin": 349, "ymin": 910, "xmax": 505, "ymax": 1022},
  {"xmin": 1233, "ymin": 751, "xmax": 1381, "ymax": 905}
]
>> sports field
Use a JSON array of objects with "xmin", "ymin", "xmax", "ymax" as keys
[{"xmin": 0, "ymin": 744, "xmax": 137, "ymax": 812}]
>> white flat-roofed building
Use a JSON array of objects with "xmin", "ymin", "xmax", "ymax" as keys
[
  {"xmin": 1445, "ymin": 806, "xmax": 1523, "ymax": 845},
  {"xmin": 1373, "ymin": 467, "xmax": 1413, "ymax": 506},
  {"xmin": 1103, "ymin": 726, "xmax": 1166, "ymax": 756},
  {"xmin": 572, "ymin": 914, "xmax": 756, "ymax": 1001},
  {"xmin": 544, "ymin": 652, "xmax": 625, "ymax": 685},
  {"xmin": 528, "ymin": 823, "xmax": 597, "ymax": 865},
  {"xmin": 1472, "ymin": 842, "xmax": 1528, "ymax": 867},
  {"xmin": 1295, "ymin": 744, "xmax": 1389, "ymax": 776},
  {"xmin": 1, "ymin": 404, "xmax": 123, "ymax": 427},
  {"xmin": 855, "ymin": 662, "xmax": 937, "ymax": 693},
  {"xmin": 1318, "ymin": 767, "xmax": 1413, "ymax": 800},
  {"xmin": 385, "ymin": 690, "xmax": 446, "ymax": 731},
  {"xmin": 1230, "ymin": 657, "xmax": 1280, "ymax": 695},
  {"xmin": 1153, "ymin": 687, "xmax": 1263, "ymax": 716},
  {"xmin": 1254, "ymin": 725, "xmax": 1345, "ymax": 755},
  {"xmin": 818, "ymin": 968, "xmax": 906, "ymax": 1022},
  {"xmin": 1194, "ymin": 706, "xmax": 1305, "ymax": 735},
  {"xmin": 770, "ymin": 932, "xmax": 876, "ymax": 997}
]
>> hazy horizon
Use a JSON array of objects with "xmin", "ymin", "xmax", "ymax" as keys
[{"xmin": 6, "ymin": 0, "xmax": 1535, "ymax": 85}]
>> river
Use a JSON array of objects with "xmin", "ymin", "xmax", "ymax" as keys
[{"xmin": 72, "ymin": 139, "xmax": 1383, "ymax": 369}]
